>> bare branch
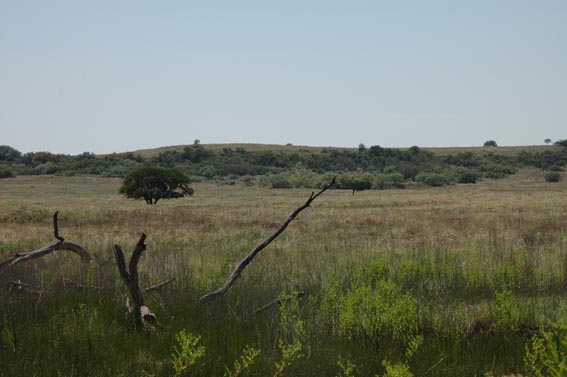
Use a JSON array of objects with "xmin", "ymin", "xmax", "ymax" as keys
[
  {"xmin": 0, "ymin": 211, "xmax": 91, "ymax": 277},
  {"xmin": 1, "ymin": 242, "xmax": 91, "ymax": 277},
  {"xmin": 253, "ymin": 291, "xmax": 305, "ymax": 315},
  {"xmin": 53, "ymin": 211, "xmax": 64, "ymax": 242},
  {"xmin": 142, "ymin": 278, "xmax": 176, "ymax": 293},
  {"xmin": 113, "ymin": 244, "xmax": 131, "ymax": 286},
  {"xmin": 200, "ymin": 177, "xmax": 336, "ymax": 302},
  {"xmin": 62, "ymin": 278, "xmax": 102, "ymax": 290},
  {"xmin": 6, "ymin": 280, "xmax": 48, "ymax": 295}
]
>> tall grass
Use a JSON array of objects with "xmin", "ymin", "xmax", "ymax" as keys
[{"xmin": 0, "ymin": 171, "xmax": 567, "ymax": 375}]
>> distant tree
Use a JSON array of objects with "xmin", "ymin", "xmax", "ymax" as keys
[
  {"xmin": 0, "ymin": 145, "xmax": 22, "ymax": 161},
  {"xmin": 119, "ymin": 166, "xmax": 194, "ymax": 205},
  {"xmin": 555, "ymin": 139, "xmax": 567, "ymax": 147},
  {"xmin": 339, "ymin": 175, "xmax": 372, "ymax": 194},
  {"xmin": 358, "ymin": 143, "xmax": 367, "ymax": 153},
  {"xmin": 483, "ymin": 140, "xmax": 498, "ymax": 147},
  {"xmin": 350, "ymin": 178, "xmax": 372, "ymax": 194},
  {"xmin": 545, "ymin": 138, "xmax": 552, "ymax": 145},
  {"xmin": 544, "ymin": 172, "xmax": 561, "ymax": 183}
]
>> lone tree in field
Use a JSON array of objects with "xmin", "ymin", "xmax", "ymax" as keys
[
  {"xmin": 119, "ymin": 166, "xmax": 194, "ymax": 205},
  {"xmin": 483, "ymin": 140, "xmax": 498, "ymax": 147}
]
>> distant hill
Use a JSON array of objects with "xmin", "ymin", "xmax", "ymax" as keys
[
  {"xmin": 132, "ymin": 143, "xmax": 561, "ymax": 159},
  {"xmin": 132, "ymin": 143, "xmax": 351, "ymax": 158},
  {"xmin": 2, "ymin": 142, "xmax": 565, "ymax": 190}
]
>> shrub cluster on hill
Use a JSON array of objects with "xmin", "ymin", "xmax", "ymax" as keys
[{"xmin": 1, "ymin": 140, "xmax": 566, "ymax": 190}]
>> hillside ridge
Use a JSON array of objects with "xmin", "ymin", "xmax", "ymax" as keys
[{"xmin": 132, "ymin": 142, "xmax": 561, "ymax": 158}]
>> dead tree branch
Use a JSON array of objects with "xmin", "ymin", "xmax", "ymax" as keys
[
  {"xmin": 142, "ymin": 278, "xmax": 176, "ymax": 293},
  {"xmin": 0, "ymin": 211, "xmax": 91, "ymax": 277},
  {"xmin": 113, "ymin": 234, "xmax": 157, "ymax": 330},
  {"xmin": 5, "ymin": 280, "xmax": 48, "ymax": 295},
  {"xmin": 253, "ymin": 291, "xmax": 305, "ymax": 315},
  {"xmin": 200, "ymin": 177, "xmax": 336, "ymax": 302},
  {"xmin": 62, "ymin": 278, "xmax": 102, "ymax": 290}
]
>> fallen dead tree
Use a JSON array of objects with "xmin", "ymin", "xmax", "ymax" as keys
[
  {"xmin": 0, "ymin": 212, "xmax": 91, "ymax": 277},
  {"xmin": 2, "ymin": 178, "xmax": 335, "ymax": 331},
  {"xmin": 200, "ymin": 177, "xmax": 336, "ymax": 302}
]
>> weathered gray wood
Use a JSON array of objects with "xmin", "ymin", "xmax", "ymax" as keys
[
  {"xmin": 200, "ymin": 177, "xmax": 336, "ymax": 302},
  {"xmin": 0, "ymin": 212, "xmax": 91, "ymax": 277},
  {"xmin": 142, "ymin": 278, "xmax": 176, "ymax": 293},
  {"xmin": 114, "ymin": 234, "xmax": 157, "ymax": 330}
]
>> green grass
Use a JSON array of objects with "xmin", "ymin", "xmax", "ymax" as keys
[{"xmin": 1, "ymin": 172, "xmax": 567, "ymax": 376}]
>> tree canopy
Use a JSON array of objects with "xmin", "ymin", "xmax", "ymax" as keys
[{"xmin": 119, "ymin": 166, "xmax": 194, "ymax": 205}]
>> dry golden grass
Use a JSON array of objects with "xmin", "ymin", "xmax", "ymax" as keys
[{"xmin": 1, "ymin": 170, "xmax": 567, "ymax": 376}]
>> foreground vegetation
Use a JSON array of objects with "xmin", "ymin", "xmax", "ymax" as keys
[{"xmin": 0, "ymin": 170, "xmax": 567, "ymax": 376}]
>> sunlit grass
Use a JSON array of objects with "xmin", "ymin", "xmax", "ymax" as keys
[{"xmin": 0, "ymin": 170, "xmax": 566, "ymax": 376}]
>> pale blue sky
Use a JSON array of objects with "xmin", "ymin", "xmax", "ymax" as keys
[{"xmin": 1, "ymin": 1, "xmax": 566, "ymax": 154}]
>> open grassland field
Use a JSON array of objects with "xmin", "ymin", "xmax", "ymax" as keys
[{"xmin": 1, "ymin": 170, "xmax": 567, "ymax": 376}]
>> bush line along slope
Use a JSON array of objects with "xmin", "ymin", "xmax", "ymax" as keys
[{"xmin": 1, "ymin": 141, "xmax": 566, "ymax": 188}]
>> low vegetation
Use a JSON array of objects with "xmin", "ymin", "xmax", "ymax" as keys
[
  {"xmin": 0, "ymin": 171, "xmax": 567, "ymax": 375},
  {"xmin": 1, "ymin": 141, "xmax": 566, "ymax": 191}
]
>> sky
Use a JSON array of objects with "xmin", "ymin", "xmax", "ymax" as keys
[{"xmin": 1, "ymin": 1, "xmax": 566, "ymax": 155}]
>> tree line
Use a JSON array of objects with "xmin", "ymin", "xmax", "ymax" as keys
[{"xmin": 1, "ymin": 140, "xmax": 566, "ymax": 189}]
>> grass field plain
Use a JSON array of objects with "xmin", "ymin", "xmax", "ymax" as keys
[{"xmin": 1, "ymin": 170, "xmax": 566, "ymax": 376}]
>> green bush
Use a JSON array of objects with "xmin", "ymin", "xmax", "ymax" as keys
[
  {"xmin": 545, "ymin": 172, "xmax": 561, "ymax": 182},
  {"xmin": 0, "ymin": 166, "xmax": 14, "ymax": 178},
  {"xmin": 270, "ymin": 175, "xmax": 293, "ymax": 189},
  {"xmin": 325, "ymin": 279, "xmax": 419, "ymax": 342},
  {"xmin": 480, "ymin": 163, "xmax": 517, "ymax": 179},
  {"xmin": 457, "ymin": 170, "xmax": 479, "ymax": 184},
  {"xmin": 171, "ymin": 330, "xmax": 206, "ymax": 376},
  {"xmin": 525, "ymin": 321, "xmax": 567, "ymax": 377},
  {"xmin": 415, "ymin": 173, "xmax": 449, "ymax": 187},
  {"xmin": 199, "ymin": 165, "xmax": 217, "ymax": 179}
]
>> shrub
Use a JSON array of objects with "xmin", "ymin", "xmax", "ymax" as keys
[
  {"xmin": 545, "ymin": 172, "xmax": 561, "ymax": 183},
  {"xmin": 270, "ymin": 175, "xmax": 293, "ymax": 189},
  {"xmin": 457, "ymin": 171, "xmax": 479, "ymax": 184},
  {"xmin": 480, "ymin": 164, "xmax": 517, "ymax": 179},
  {"xmin": 524, "ymin": 321, "xmax": 567, "ymax": 377},
  {"xmin": 495, "ymin": 289, "xmax": 519, "ymax": 331},
  {"xmin": 0, "ymin": 166, "xmax": 14, "ymax": 178},
  {"xmin": 171, "ymin": 330, "xmax": 206, "ymax": 376},
  {"xmin": 415, "ymin": 173, "xmax": 449, "ymax": 187},
  {"xmin": 330, "ymin": 279, "xmax": 419, "ymax": 341},
  {"xmin": 199, "ymin": 165, "xmax": 217, "ymax": 179}
]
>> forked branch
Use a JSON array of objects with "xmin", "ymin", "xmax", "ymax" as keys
[
  {"xmin": 114, "ymin": 234, "xmax": 157, "ymax": 330},
  {"xmin": 200, "ymin": 177, "xmax": 336, "ymax": 302},
  {"xmin": 0, "ymin": 211, "xmax": 91, "ymax": 277}
]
